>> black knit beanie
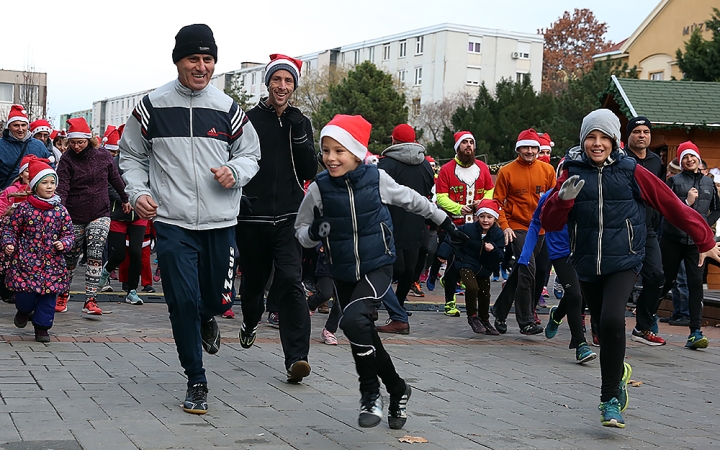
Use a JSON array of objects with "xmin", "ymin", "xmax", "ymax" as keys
[
  {"xmin": 172, "ymin": 24, "xmax": 217, "ymax": 64},
  {"xmin": 626, "ymin": 116, "xmax": 652, "ymax": 135}
]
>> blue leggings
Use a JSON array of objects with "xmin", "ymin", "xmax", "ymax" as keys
[{"xmin": 16, "ymin": 293, "xmax": 57, "ymax": 330}]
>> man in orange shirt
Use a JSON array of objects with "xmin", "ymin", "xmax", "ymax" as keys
[{"xmin": 491, "ymin": 129, "xmax": 556, "ymax": 334}]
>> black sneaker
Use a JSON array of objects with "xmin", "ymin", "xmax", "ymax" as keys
[
  {"xmin": 239, "ymin": 322, "xmax": 257, "ymax": 349},
  {"xmin": 358, "ymin": 392, "xmax": 383, "ymax": 428},
  {"xmin": 286, "ymin": 360, "xmax": 311, "ymax": 383},
  {"xmin": 183, "ymin": 382, "xmax": 208, "ymax": 414},
  {"xmin": 494, "ymin": 319, "xmax": 507, "ymax": 334},
  {"xmin": 141, "ymin": 285, "xmax": 156, "ymax": 293},
  {"xmin": 200, "ymin": 317, "xmax": 220, "ymax": 355},
  {"xmin": 520, "ymin": 323, "xmax": 544, "ymax": 335},
  {"xmin": 388, "ymin": 384, "xmax": 412, "ymax": 430}
]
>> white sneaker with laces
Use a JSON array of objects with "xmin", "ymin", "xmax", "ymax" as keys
[{"xmin": 321, "ymin": 328, "xmax": 338, "ymax": 345}]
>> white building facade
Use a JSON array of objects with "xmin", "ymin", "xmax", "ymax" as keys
[
  {"xmin": 78, "ymin": 23, "xmax": 542, "ymax": 134},
  {"xmin": 219, "ymin": 23, "xmax": 543, "ymax": 109}
]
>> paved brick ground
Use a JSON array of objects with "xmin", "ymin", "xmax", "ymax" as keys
[{"xmin": 0, "ymin": 269, "xmax": 719, "ymax": 449}]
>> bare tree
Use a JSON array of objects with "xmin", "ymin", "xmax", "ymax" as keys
[
  {"xmin": 416, "ymin": 92, "xmax": 474, "ymax": 143},
  {"xmin": 18, "ymin": 68, "xmax": 45, "ymax": 121},
  {"xmin": 293, "ymin": 65, "xmax": 348, "ymax": 118}
]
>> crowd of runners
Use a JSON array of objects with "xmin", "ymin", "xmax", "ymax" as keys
[{"xmin": 2, "ymin": 23, "xmax": 719, "ymax": 433}]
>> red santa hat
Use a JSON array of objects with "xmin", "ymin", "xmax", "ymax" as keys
[
  {"xmin": 425, "ymin": 155, "xmax": 435, "ymax": 164},
  {"xmin": 454, "ymin": 131, "xmax": 474, "ymax": 151},
  {"xmin": 29, "ymin": 119, "xmax": 53, "ymax": 136},
  {"xmin": 515, "ymin": 129, "xmax": 541, "ymax": 151},
  {"xmin": 102, "ymin": 125, "xmax": 120, "ymax": 151},
  {"xmin": 391, "ymin": 124, "xmax": 415, "ymax": 143},
  {"xmin": 265, "ymin": 53, "xmax": 303, "ymax": 87},
  {"xmin": 320, "ymin": 114, "xmax": 372, "ymax": 163},
  {"xmin": 19, "ymin": 154, "xmax": 39, "ymax": 175},
  {"xmin": 28, "ymin": 158, "xmax": 56, "ymax": 192},
  {"xmin": 538, "ymin": 132, "xmax": 554, "ymax": 151},
  {"xmin": 117, "ymin": 124, "xmax": 125, "ymax": 138},
  {"xmin": 677, "ymin": 141, "xmax": 700, "ymax": 162},
  {"xmin": 475, "ymin": 199, "xmax": 501, "ymax": 219},
  {"xmin": 66, "ymin": 118, "xmax": 92, "ymax": 139},
  {"xmin": 6, "ymin": 104, "xmax": 29, "ymax": 126}
]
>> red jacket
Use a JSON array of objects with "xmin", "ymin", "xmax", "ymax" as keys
[{"xmin": 435, "ymin": 159, "xmax": 494, "ymax": 225}]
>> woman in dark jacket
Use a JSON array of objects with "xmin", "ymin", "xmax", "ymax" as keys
[{"xmin": 55, "ymin": 118, "xmax": 129, "ymax": 315}]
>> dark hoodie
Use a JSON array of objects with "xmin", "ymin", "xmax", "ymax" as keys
[{"xmin": 378, "ymin": 142, "xmax": 434, "ymax": 249}]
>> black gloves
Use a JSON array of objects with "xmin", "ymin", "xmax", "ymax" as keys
[
  {"xmin": 284, "ymin": 107, "xmax": 307, "ymax": 138},
  {"xmin": 440, "ymin": 217, "xmax": 469, "ymax": 245},
  {"xmin": 239, "ymin": 195, "xmax": 257, "ymax": 216},
  {"xmin": 309, "ymin": 206, "xmax": 331, "ymax": 241}
]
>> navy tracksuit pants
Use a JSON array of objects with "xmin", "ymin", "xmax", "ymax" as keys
[{"xmin": 155, "ymin": 222, "xmax": 235, "ymax": 386}]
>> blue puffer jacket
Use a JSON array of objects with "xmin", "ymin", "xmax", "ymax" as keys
[
  {"xmin": 0, "ymin": 129, "xmax": 52, "ymax": 189},
  {"xmin": 437, "ymin": 222, "xmax": 504, "ymax": 277},
  {"xmin": 562, "ymin": 146, "xmax": 646, "ymax": 279},
  {"xmin": 315, "ymin": 164, "xmax": 395, "ymax": 282}
]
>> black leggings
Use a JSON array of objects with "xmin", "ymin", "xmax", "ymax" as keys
[
  {"xmin": 334, "ymin": 265, "xmax": 405, "ymax": 396},
  {"xmin": 106, "ymin": 224, "xmax": 145, "ymax": 291},
  {"xmin": 308, "ymin": 276, "xmax": 342, "ymax": 333},
  {"xmin": 579, "ymin": 269, "xmax": 636, "ymax": 402},
  {"xmin": 550, "ymin": 257, "xmax": 587, "ymax": 349},
  {"xmin": 394, "ymin": 248, "xmax": 420, "ymax": 303}
]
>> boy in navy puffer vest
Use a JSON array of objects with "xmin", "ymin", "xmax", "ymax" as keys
[{"xmin": 295, "ymin": 114, "xmax": 466, "ymax": 431}]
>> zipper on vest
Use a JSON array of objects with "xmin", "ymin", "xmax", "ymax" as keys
[
  {"xmin": 597, "ymin": 167, "xmax": 604, "ymax": 275},
  {"xmin": 345, "ymin": 179, "xmax": 361, "ymax": 281},
  {"xmin": 190, "ymin": 93, "xmax": 199, "ymax": 226},
  {"xmin": 626, "ymin": 219, "xmax": 636, "ymax": 254}
]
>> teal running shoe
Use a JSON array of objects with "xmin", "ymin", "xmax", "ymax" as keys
[
  {"xmin": 685, "ymin": 330, "xmax": 709, "ymax": 349},
  {"xmin": 575, "ymin": 343, "xmax": 597, "ymax": 364},
  {"xmin": 599, "ymin": 398, "xmax": 625, "ymax": 428},
  {"xmin": 545, "ymin": 306, "xmax": 562, "ymax": 339}
]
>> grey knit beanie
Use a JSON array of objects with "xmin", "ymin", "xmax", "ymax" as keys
[{"xmin": 580, "ymin": 109, "xmax": 621, "ymax": 150}]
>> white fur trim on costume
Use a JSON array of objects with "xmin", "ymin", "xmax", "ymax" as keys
[
  {"xmin": 454, "ymin": 133, "xmax": 474, "ymax": 151},
  {"xmin": 19, "ymin": 163, "xmax": 30, "ymax": 174},
  {"xmin": 266, "ymin": 59, "xmax": 300, "ymax": 79},
  {"xmin": 67, "ymin": 131, "xmax": 92, "ymax": 139},
  {"xmin": 475, "ymin": 207, "xmax": 499, "ymax": 219},
  {"xmin": 31, "ymin": 126, "xmax": 52, "ymax": 136},
  {"xmin": 105, "ymin": 144, "xmax": 119, "ymax": 151},
  {"xmin": 6, "ymin": 116, "xmax": 29, "ymax": 125},
  {"xmin": 30, "ymin": 169, "xmax": 56, "ymax": 189},
  {"xmin": 515, "ymin": 139, "xmax": 541, "ymax": 150},
  {"xmin": 680, "ymin": 149, "xmax": 700, "ymax": 162},
  {"xmin": 320, "ymin": 124, "xmax": 367, "ymax": 162}
]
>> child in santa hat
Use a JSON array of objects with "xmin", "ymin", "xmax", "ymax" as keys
[
  {"xmin": 436, "ymin": 198, "xmax": 505, "ymax": 335},
  {"xmin": 294, "ymin": 114, "xmax": 468, "ymax": 430},
  {"xmin": 2, "ymin": 158, "xmax": 74, "ymax": 342}
]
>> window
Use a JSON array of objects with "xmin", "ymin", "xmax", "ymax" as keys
[
  {"xmin": 399, "ymin": 40, "xmax": 407, "ymax": 58},
  {"xmin": 414, "ymin": 67, "xmax": 423, "ymax": 85},
  {"xmin": 397, "ymin": 70, "xmax": 406, "ymax": 85},
  {"xmin": 650, "ymin": 71, "xmax": 664, "ymax": 81},
  {"xmin": 368, "ymin": 47, "xmax": 375, "ymax": 62},
  {"xmin": 416, "ymin": 36, "xmax": 424, "ymax": 55},
  {"xmin": 251, "ymin": 72, "xmax": 256, "ymax": 85},
  {"xmin": 516, "ymin": 72, "xmax": 530, "ymax": 83},
  {"xmin": 466, "ymin": 67, "xmax": 481, "ymax": 85},
  {"xmin": 354, "ymin": 50, "xmax": 360, "ymax": 65},
  {"xmin": 383, "ymin": 44, "xmax": 391, "ymax": 60},
  {"xmin": 19, "ymin": 85, "xmax": 39, "ymax": 106},
  {"xmin": 516, "ymin": 42, "xmax": 531, "ymax": 59},
  {"xmin": 0, "ymin": 83, "xmax": 13, "ymax": 102},
  {"xmin": 468, "ymin": 39, "xmax": 482, "ymax": 53}
]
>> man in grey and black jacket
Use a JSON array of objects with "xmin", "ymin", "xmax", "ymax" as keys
[
  {"xmin": 120, "ymin": 24, "xmax": 261, "ymax": 415},
  {"xmin": 236, "ymin": 54, "xmax": 318, "ymax": 384}
]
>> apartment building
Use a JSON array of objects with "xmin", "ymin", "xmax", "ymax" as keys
[{"xmin": 0, "ymin": 69, "xmax": 48, "ymax": 127}]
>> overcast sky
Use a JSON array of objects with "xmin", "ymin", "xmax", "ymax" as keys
[{"xmin": 2, "ymin": 0, "xmax": 660, "ymax": 125}]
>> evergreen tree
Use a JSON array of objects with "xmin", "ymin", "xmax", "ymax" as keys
[
  {"xmin": 313, "ymin": 62, "xmax": 408, "ymax": 153},
  {"xmin": 676, "ymin": 8, "xmax": 720, "ymax": 82}
]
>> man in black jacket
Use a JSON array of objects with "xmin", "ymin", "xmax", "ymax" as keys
[
  {"xmin": 237, "ymin": 54, "xmax": 318, "ymax": 383},
  {"xmin": 376, "ymin": 125, "xmax": 434, "ymax": 334},
  {"xmin": 624, "ymin": 117, "xmax": 668, "ymax": 346}
]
